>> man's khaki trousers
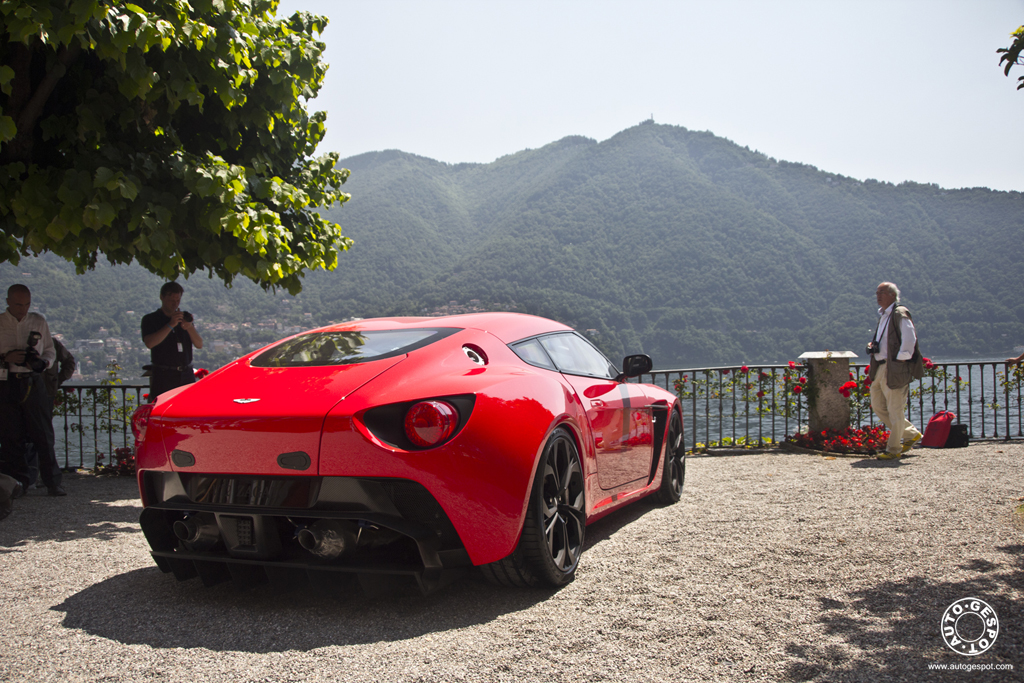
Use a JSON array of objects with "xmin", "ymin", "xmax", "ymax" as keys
[{"xmin": 870, "ymin": 363, "xmax": 922, "ymax": 455}]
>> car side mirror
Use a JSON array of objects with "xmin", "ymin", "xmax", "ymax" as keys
[{"xmin": 618, "ymin": 354, "xmax": 652, "ymax": 381}]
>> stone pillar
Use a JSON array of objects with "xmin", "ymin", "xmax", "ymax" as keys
[{"xmin": 798, "ymin": 351, "xmax": 858, "ymax": 433}]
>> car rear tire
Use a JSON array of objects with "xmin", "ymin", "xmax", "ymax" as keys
[
  {"xmin": 481, "ymin": 427, "xmax": 586, "ymax": 588},
  {"xmin": 654, "ymin": 409, "xmax": 685, "ymax": 505}
]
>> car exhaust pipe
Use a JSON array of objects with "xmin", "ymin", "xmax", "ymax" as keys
[
  {"xmin": 296, "ymin": 520, "xmax": 358, "ymax": 560},
  {"xmin": 172, "ymin": 513, "xmax": 220, "ymax": 550}
]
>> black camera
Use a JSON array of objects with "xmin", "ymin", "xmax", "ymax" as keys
[
  {"xmin": 866, "ymin": 340, "xmax": 880, "ymax": 356},
  {"xmin": 182, "ymin": 311, "xmax": 193, "ymax": 323},
  {"xmin": 24, "ymin": 331, "xmax": 46, "ymax": 373}
]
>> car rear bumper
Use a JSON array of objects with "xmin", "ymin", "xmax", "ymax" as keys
[{"xmin": 138, "ymin": 471, "xmax": 471, "ymax": 594}]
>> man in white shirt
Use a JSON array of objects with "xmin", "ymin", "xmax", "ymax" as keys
[
  {"xmin": 867, "ymin": 282, "xmax": 925, "ymax": 460},
  {"xmin": 0, "ymin": 284, "xmax": 65, "ymax": 496}
]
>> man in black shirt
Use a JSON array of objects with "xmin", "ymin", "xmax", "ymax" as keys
[{"xmin": 141, "ymin": 282, "xmax": 204, "ymax": 401}]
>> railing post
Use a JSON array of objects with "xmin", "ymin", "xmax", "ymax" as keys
[{"xmin": 798, "ymin": 351, "xmax": 856, "ymax": 433}]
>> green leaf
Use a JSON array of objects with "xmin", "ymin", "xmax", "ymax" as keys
[
  {"xmin": 0, "ymin": 115, "xmax": 16, "ymax": 143},
  {"xmin": 96, "ymin": 202, "xmax": 117, "ymax": 226},
  {"xmin": 0, "ymin": 65, "xmax": 15, "ymax": 95}
]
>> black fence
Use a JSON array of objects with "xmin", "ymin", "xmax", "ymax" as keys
[
  {"xmin": 53, "ymin": 380, "xmax": 148, "ymax": 469},
  {"xmin": 50, "ymin": 360, "xmax": 1024, "ymax": 468},
  {"xmin": 638, "ymin": 361, "xmax": 1024, "ymax": 453}
]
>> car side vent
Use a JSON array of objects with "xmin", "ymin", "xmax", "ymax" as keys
[
  {"xmin": 171, "ymin": 450, "xmax": 195, "ymax": 467},
  {"xmin": 277, "ymin": 451, "xmax": 311, "ymax": 471}
]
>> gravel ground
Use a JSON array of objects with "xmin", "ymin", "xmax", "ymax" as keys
[{"xmin": 0, "ymin": 442, "xmax": 1021, "ymax": 683}]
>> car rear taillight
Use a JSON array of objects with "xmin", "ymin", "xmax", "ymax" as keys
[
  {"xmin": 131, "ymin": 403, "xmax": 154, "ymax": 444},
  {"xmin": 403, "ymin": 400, "xmax": 458, "ymax": 448}
]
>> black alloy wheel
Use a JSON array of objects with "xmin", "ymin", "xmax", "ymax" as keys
[
  {"xmin": 537, "ymin": 429, "xmax": 586, "ymax": 577},
  {"xmin": 655, "ymin": 409, "xmax": 685, "ymax": 505},
  {"xmin": 480, "ymin": 428, "xmax": 586, "ymax": 587}
]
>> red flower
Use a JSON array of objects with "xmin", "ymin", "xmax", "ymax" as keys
[
  {"xmin": 793, "ymin": 385, "xmax": 802, "ymax": 394},
  {"xmin": 799, "ymin": 376, "xmax": 808, "ymax": 384},
  {"xmin": 721, "ymin": 369, "xmax": 730, "ymax": 375},
  {"xmin": 923, "ymin": 357, "xmax": 935, "ymax": 370},
  {"xmin": 849, "ymin": 372, "xmax": 855, "ymax": 379},
  {"xmin": 194, "ymin": 368, "xmax": 210, "ymax": 379},
  {"xmin": 788, "ymin": 361, "xmax": 798, "ymax": 369},
  {"xmin": 756, "ymin": 390, "xmax": 765, "ymax": 398},
  {"xmin": 840, "ymin": 381, "xmax": 858, "ymax": 391},
  {"xmin": 740, "ymin": 365, "xmax": 749, "ymax": 373},
  {"xmin": 760, "ymin": 372, "xmax": 770, "ymax": 380}
]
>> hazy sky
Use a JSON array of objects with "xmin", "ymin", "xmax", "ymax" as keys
[{"xmin": 277, "ymin": 0, "xmax": 1024, "ymax": 192}]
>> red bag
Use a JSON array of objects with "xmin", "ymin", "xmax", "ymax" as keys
[{"xmin": 921, "ymin": 411, "xmax": 956, "ymax": 448}]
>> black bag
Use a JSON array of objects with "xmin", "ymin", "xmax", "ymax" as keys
[{"xmin": 945, "ymin": 424, "xmax": 970, "ymax": 448}]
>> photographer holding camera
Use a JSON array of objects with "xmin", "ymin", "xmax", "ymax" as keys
[
  {"xmin": 0, "ymin": 284, "xmax": 65, "ymax": 497},
  {"xmin": 867, "ymin": 282, "xmax": 925, "ymax": 460},
  {"xmin": 142, "ymin": 282, "xmax": 204, "ymax": 401}
]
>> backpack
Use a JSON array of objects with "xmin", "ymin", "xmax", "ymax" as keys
[{"xmin": 921, "ymin": 411, "xmax": 955, "ymax": 448}]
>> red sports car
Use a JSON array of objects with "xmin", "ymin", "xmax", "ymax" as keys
[{"xmin": 133, "ymin": 312, "xmax": 685, "ymax": 592}]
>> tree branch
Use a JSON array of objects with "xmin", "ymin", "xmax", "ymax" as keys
[{"xmin": 16, "ymin": 42, "xmax": 81, "ymax": 136}]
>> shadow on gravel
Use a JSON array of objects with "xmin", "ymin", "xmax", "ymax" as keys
[
  {"xmin": 53, "ymin": 566, "xmax": 561, "ymax": 652},
  {"xmin": 849, "ymin": 458, "xmax": 908, "ymax": 469},
  {"xmin": 582, "ymin": 498, "xmax": 660, "ymax": 551},
  {"xmin": 0, "ymin": 474, "xmax": 141, "ymax": 551},
  {"xmin": 50, "ymin": 488, "xmax": 662, "ymax": 653},
  {"xmin": 781, "ymin": 544, "xmax": 1024, "ymax": 682}
]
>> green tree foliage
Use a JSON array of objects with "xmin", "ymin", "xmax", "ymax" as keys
[
  {"xmin": 0, "ymin": 0, "xmax": 351, "ymax": 294},
  {"xmin": 998, "ymin": 25, "xmax": 1024, "ymax": 90}
]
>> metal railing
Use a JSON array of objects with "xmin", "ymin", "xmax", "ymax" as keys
[
  {"xmin": 49, "ymin": 360, "xmax": 1024, "ymax": 467},
  {"xmin": 637, "ymin": 360, "xmax": 1024, "ymax": 453},
  {"xmin": 53, "ymin": 380, "xmax": 148, "ymax": 469}
]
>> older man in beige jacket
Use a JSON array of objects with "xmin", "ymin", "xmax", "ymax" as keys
[{"xmin": 867, "ymin": 282, "xmax": 925, "ymax": 459}]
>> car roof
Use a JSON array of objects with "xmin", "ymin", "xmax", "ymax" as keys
[{"xmin": 323, "ymin": 312, "xmax": 572, "ymax": 344}]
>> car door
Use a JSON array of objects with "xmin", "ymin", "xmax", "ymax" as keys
[{"xmin": 537, "ymin": 333, "xmax": 655, "ymax": 490}]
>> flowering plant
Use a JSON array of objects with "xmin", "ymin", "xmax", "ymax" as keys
[
  {"xmin": 787, "ymin": 425, "xmax": 890, "ymax": 454},
  {"xmin": 911, "ymin": 358, "xmax": 969, "ymax": 407},
  {"xmin": 672, "ymin": 361, "xmax": 808, "ymax": 420},
  {"xmin": 996, "ymin": 361, "xmax": 1024, "ymax": 408},
  {"xmin": 94, "ymin": 446, "xmax": 136, "ymax": 476},
  {"xmin": 194, "ymin": 367, "xmax": 210, "ymax": 379}
]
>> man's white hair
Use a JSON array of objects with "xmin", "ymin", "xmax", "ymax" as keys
[{"xmin": 879, "ymin": 281, "xmax": 900, "ymax": 301}]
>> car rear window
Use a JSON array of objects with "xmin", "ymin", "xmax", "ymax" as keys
[{"xmin": 251, "ymin": 328, "xmax": 458, "ymax": 367}]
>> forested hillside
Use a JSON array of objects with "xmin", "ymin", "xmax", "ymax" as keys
[
  {"xmin": 3, "ymin": 122, "xmax": 1022, "ymax": 376},
  {"xmin": 318, "ymin": 122, "xmax": 1024, "ymax": 365}
]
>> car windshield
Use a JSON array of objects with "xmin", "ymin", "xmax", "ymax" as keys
[{"xmin": 252, "ymin": 328, "xmax": 457, "ymax": 367}]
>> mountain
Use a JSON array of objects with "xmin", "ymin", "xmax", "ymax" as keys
[
  {"xmin": 317, "ymin": 122, "xmax": 1024, "ymax": 365},
  {"xmin": 2, "ymin": 122, "xmax": 1022, "ymax": 377}
]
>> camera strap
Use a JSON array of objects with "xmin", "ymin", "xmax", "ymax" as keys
[{"xmin": 874, "ymin": 308, "xmax": 892, "ymax": 343}]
